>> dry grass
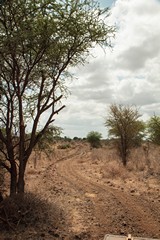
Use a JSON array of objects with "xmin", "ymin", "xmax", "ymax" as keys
[
  {"xmin": 88, "ymin": 141, "xmax": 160, "ymax": 181},
  {"xmin": 101, "ymin": 161, "xmax": 128, "ymax": 180},
  {"xmin": 0, "ymin": 192, "xmax": 61, "ymax": 231},
  {"xmin": 128, "ymin": 143, "xmax": 160, "ymax": 176},
  {"xmin": 0, "ymin": 140, "xmax": 160, "ymax": 239},
  {"xmin": 91, "ymin": 145, "xmax": 119, "ymax": 163},
  {"xmin": 4, "ymin": 141, "xmax": 160, "ymax": 191}
]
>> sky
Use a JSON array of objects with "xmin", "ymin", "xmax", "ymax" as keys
[{"xmin": 55, "ymin": 0, "xmax": 160, "ymax": 139}]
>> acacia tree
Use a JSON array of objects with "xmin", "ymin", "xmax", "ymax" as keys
[
  {"xmin": 31, "ymin": 125, "xmax": 62, "ymax": 168},
  {"xmin": 0, "ymin": 0, "xmax": 114, "ymax": 196},
  {"xmin": 147, "ymin": 115, "xmax": 160, "ymax": 145},
  {"xmin": 105, "ymin": 104, "xmax": 145, "ymax": 166}
]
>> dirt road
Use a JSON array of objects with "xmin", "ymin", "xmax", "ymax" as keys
[
  {"xmin": 45, "ymin": 145, "xmax": 160, "ymax": 240},
  {"xmin": 1, "ymin": 143, "xmax": 160, "ymax": 240}
]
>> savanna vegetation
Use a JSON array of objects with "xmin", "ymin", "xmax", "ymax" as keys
[
  {"xmin": 105, "ymin": 104, "xmax": 145, "ymax": 166},
  {"xmin": 0, "ymin": 0, "xmax": 114, "ymax": 196},
  {"xmin": 86, "ymin": 131, "xmax": 102, "ymax": 148},
  {"xmin": 0, "ymin": 1, "xmax": 160, "ymax": 238}
]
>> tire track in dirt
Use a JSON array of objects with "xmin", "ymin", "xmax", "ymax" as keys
[
  {"xmin": 73, "ymin": 161, "xmax": 160, "ymax": 237},
  {"xmin": 56, "ymin": 149, "xmax": 160, "ymax": 239},
  {"xmin": 55, "ymin": 153, "xmax": 91, "ymax": 235}
]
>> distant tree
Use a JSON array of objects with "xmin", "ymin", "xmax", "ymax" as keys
[
  {"xmin": 105, "ymin": 104, "xmax": 145, "ymax": 166},
  {"xmin": 0, "ymin": 0, "xmax": 6, "ymax": 7},
  {"xmin": 147, "ymin": 115, "xmax": 160, "ymax": 145},
  {"xmin": 0, "ymin": 0, "xmax": 114, "ymax": 196},
  {"xmin": 73, "ymin": 137, "xmax": 81, "ymax": 141},
  {"xmin": 64, "ymin": 136, "xmax": 72, "ymax": 142},
  {"xmin": 87, "ymin": 131, "xmax": 102, "ymax": 148},
  {"xmin": 33, "ymin": 126, "xmax": 62, "ymax": 168},
  {"xmin": 35, "ymin": 126, "xmax": 62, "ymax": 155}
]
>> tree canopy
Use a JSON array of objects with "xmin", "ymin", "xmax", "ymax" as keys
[
  {"xmin": 87, "ymin": 131, "xmax": 102, "ymax": 148},
  {"xmin": 105, "ymin": 104, "xmax": 145, "ymax": 166},
  {"xmin": 0, "ymin": 0, "xmax": 114, "ymax": 195},
  {"xmin": 147, "ymin": 115, "xmax": 160, "ymax": 145}
]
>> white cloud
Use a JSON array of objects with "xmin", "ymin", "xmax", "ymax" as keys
[{"xmin": 55, "ymin": 0, "xmax": 160, "ymax": 138}]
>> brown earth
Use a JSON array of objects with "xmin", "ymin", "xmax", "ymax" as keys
[{"xmin": 1, "ymin": 141, "xmax": 160, "ymax": 239}]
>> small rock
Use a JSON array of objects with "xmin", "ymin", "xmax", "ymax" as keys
[
  {"xmin": 120, "ymin": 230, "xmax": 125, "ymax": 235},
  {"xmin": 40, "ymin": 233, "xmax": 45, "ymax": 237},
  {"xmin": 130, "ymin": 189, "xmax": 135, "ymax": 193},
  {"xmin": 74, "ymin": 235, "xmax": 81, "ymax": 239},
  {"xmin": 122, "ymin": 221, "xmax": 127, "ymax": 226},
  {"xmin": 48, "ymin": 230, "xmax": 59, "ymax": 238}
]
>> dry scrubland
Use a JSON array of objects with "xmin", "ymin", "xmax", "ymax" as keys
[{"xmin": 0, "ymin": 140, "xmax": 160, "ymax": 240}]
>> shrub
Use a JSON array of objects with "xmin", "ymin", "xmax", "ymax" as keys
[
  {"xmin": 86, "ymin": 131, "xmax": 102, "ymax": 148},
  {"xmin": 102, "ymin": 161, "xmax": 127, "ymax": 180},
  {"xmin": 0, "ymin": 192, "xmax": 59, "ymax": 230},
  {"xmin": 57, "ymin": 143, "xmax": 71, "ymax": 149}
]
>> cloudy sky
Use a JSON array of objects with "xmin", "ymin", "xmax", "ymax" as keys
[{"xmin": 56, "ymin": 0, "xmax": 160, "ymax": 139}]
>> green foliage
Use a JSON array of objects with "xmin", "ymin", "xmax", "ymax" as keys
[
  {"xmin": 0, "ymin": 0, "xmax": 115, "ymax": 195},
  {"xmin": 57, "ymin": 143, "xmax": 70, "ymax": 149},
  {"xmin": 29, "ymin": 126, "xmax": 62, "ymax": 166},
  {"xmin": 87, "ymin": 131, "xmax": 102, "ymax": 148},
  {"xmin": 35, "ymin": 126, "xmax": 62, "ymax": 155},
  {"xmin": 73, "ymin": 136, "xmax": 80, "ymax": 140},
  {"xmin": 105, "ymin": 104, "xmax": 145, "ymax": 165},
  {"xmin": 64, "ymin": 136, "xmax": 72, "ymax": 142},
  {"xmin": 147, "ymin": 115, "xmax": 160, "ymax": 145}
]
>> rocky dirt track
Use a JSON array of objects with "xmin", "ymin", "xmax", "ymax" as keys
[
  {"xmin": 1, "ymin": 142, "xmax": 160, "ymax": 240},
  {"xmin": 56, "ymin": 160, "xmax": 160, "ymax": 239},
  {"xmin": 37, "ymin": 143, "xmax": 160, "ymax": 240}
]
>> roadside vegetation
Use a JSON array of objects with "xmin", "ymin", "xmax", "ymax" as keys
[
  {"xmin": 0, "ymin": 0, "xmax": 160, "ymax": 238},
  {"xmin": 105, "ymin": 104, "xmax": 145, "ymax": 166},
  {"xmin": 0, "ymin": 0, "xmax": 114, "ymax": 196},
  {"xmin": 86, "ymin": 131, "xmax": 102, "ymax": 148},
  {"xmin": 0, "ymin": 137, "xmax": 160, "ymax": 235}
]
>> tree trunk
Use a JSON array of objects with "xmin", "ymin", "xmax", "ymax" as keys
[
  {"xmin": 17, "ymin": 176, "xmax": 25, "ymax": 193},
  {"xmin": 122, "ymin": 152, "xmax": 127, "ymax": 166},
  {"xmin": 120, "ymin": 138, "xmax": 127, "ymax": 166},
  {"xmin": 0, "ymin": 192, "xmax": 3, "ymax": 202},
  {"xmin": 10, "ymin": 160, "xmax": 27, "ymax": 195},
  {"xmin": 17, "ymin": 164, "xmax": 26, "ymax": 194},
  {"xmin": 10, "ymin": 163, "xmax": 17, "ymax": 196}
]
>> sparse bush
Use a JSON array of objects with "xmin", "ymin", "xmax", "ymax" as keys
[
  {"xmin": 105, "ymin": 104, "xmax": 145, "ymax": 166},
  {"xmin": 64, "ymin": 136, "xmax": 72, "ymax": 142},
  {"xmin": 73, "ymin": 137, "xmax": 81, "ymax": 141},
  {"xmin": 147, "ymin": 115, "xmax": 160, "ymax": 144},
  {"xmin": 102, "ymin": 161, "xmax": 127, "ymax": 180},
  {"xmin": 0, "ymin": 192, "xmax": 58, "ymax": 230},
  {"xmin": 87, "ymin": 131, "xmax": 102, "ymax": 148},
  {"xmin": 57, "ymin": 143, "xmax": 71, "ymax": 149}
]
